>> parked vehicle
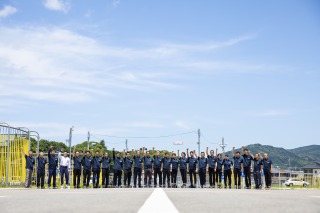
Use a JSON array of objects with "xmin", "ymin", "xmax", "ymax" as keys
[{"xmin": 285, "ymin": 179, "xmax": 309, "ymax": 187}]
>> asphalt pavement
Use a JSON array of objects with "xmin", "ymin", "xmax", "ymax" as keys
[{"xmin": 0, "ymin": 188, "xmax": 319, "ymax": 213}]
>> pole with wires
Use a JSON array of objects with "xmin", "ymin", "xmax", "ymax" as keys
[
  {"xmin": 219, "ymin": 137, "xmax": 227, "ymax": 158},
  {"xmin": 197, "ymin": 129, "xmax": 201, "ymax": 155},
  {"xmin": 69, "ymin": 127, "xmax": 74, "ymax": 158},
  {"xmin": 125, "ymin": 139, "xmax": 128, "ymax": 152},
  {"xmin": 87, "ymin": 131, "xmax": 90, "ymax": 150}
]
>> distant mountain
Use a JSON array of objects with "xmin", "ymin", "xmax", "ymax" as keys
[
  {"xmin": 224, "ymin": 144, "xmax": 320, "ymax": 169},
  {"xmin": 289, "ymin": 145, "xmax": 320, "ymax": 162}
]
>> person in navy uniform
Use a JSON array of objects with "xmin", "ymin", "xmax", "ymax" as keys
[
  {"xmin": 197, "ymin": 151, "xmax": 209, "ymax": 188},
  {"xmin": 242, "ymin": 146, "xmax": 254, "ymax": 189},
  {"xmin": 142, "ymin": 149, "xmax": 153, "ymax": 188},
  {"xmin": 113, "ymin": 148, "xmax": 124, "ymax": 188},
  {"xmin": 36, "ymin": 149, "xmax": 47, "ymax": 189},
  {"xmin": 72, "ymin": 146, "xmax": 82, "ymax": 189},
  {"xmin": 206, "ymin": 147, "xmax": 217, "ymax": 188},
  {"xmin": 253, "ymin": 153, "xmax": 262, "ymax": 189},
  {"xmin": 133, "ymin": 148, "xmax": 144, "ymax": 188},
  {"xmin": 102, "ymin": 151, "xmax": 111, "ymax": 188},
  {"xmin": 171, "ymin": 153, "xmax": 179, "ymax": 188},
  {"xmin": 123, "ymin": 150, "xmax": 133, "ymax": 188},
  {"xmin": 222, "ymin": 154, "xmax": 233, "ymax": 189},
  {"xmin": 20, "ymin": 148, "xmax": 35, "ymax": 188},
  {"xmin": 187, "ymin": 149, "xmax": 198, "ymax": 188},
  {"xmin": 48, "ymin": 146, "xmax": 58, "ymax": 189},
  {"xmin": 232, "ymin": 147, "xmax": 244, "ymax": 189},
  {"xmin": 261, "ymin": 153, "xmax": 273, "ymax": 189},
  {"xmin": 82, "ymin": 150, "xmax": 92, "ymax": 188},
  {"xmin": 92, "ymin": 150, "xmax": 102, "ymax": 188},
  {"xmin": 177, "ymin": 150, "xmax": 188, "ymax": 188},
  {"xmin": 216, "ymin": 151, "xmax": 223, "ymax": 189},
  {"xmin": 152, "ymin": 147, "xmax": 163, "ymax": 187},
  {"xmin": 162, "ymin": 152, "xmax": 172, "ymax": 188}
]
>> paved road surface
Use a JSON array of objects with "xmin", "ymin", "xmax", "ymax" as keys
[{"xmin": 0, "ymin": 188, "xmax": 319, "ymax": 213}]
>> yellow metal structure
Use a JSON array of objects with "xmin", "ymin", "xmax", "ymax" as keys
[{"xmin": 0, "ymin": 134, "xmax": 29, "ymax": 186}]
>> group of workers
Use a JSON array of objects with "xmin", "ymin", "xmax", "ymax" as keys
[{"xmin": 21, "ymin": 146, "xmax": 273, "ymax": 189}]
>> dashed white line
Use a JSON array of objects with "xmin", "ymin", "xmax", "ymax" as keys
[{"xmin": 138, "ymin": 188, "xmax": 179, "ymax": 213}]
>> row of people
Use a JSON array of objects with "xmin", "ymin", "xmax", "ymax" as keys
[{"xmin": 21, "ymin": 146, "xmax": 273, "ymax": 189}]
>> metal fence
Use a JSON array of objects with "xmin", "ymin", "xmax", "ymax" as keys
[{"xmin": 0, "ymin": 124, "xmax": 30, "ymax": 186}]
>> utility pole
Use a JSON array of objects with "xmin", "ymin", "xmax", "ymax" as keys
[
  {"xmin": 68, "ymin": 127, "xmax": 74, "ymax": 158},
  {"xmin": 197, "ymin": 129, "xmax": 201, "ymax": 155},
  {"xmin": 219, "ymin": 137, "xmax": 227, "ymax": 157},
  {"xmin": 125, "ymin": 139, "xmax": 128, "ymax": 152},
  {"xmin": 87, "ymin": 131, "xmax": 90, "ymax": 150},
  {"xmin": 288, "ymin": 158, "xmax": 291, "ymax": 170}
]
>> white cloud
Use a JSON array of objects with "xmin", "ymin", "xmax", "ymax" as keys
[
  {"xmin": 113, "ymin": 0, "xmax": 120, "ymax": 8},
  {"xmin": 84, "ymin": 9, "xmax": 92, "ymax": 18},
  {"xmin": 0, "ymin": 25, "xmax": 265, "ymax": 114},
  {"xmin": 0, "ymin": 5, "xmax": 17, "ymax": 18},
  {"xmin": 43, "ymin": 0, "xmax": 70, "ymax": 13},
  {"xmin": 173, "ymin": 121, "xmax": 192, "ymax": 130}
]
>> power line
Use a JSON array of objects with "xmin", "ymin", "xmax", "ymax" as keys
[
  {"xmin": 201, "ymin": 132, "xmax": 219, "ymax": 145},
  {"xmin": 92, "ymin": 130, "xmax": 197, "ymax": 139},
  {"xmin": 91, "ymin": 134, "xmax": 125, "ymax": 144}
]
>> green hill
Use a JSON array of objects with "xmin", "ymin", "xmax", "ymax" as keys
[
  {"xmin": 224, "ymin": 144, "xmax": 320, "ymax": 169},
  {"xmin": 288, "ymin": 145, "xmax": 320, "ymax": 162}
]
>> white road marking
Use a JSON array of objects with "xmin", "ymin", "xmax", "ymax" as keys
[{"xmin": 138, "ymin": 188, "xmax": 179, "ymax": 213}]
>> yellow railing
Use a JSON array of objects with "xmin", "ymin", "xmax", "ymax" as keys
[{"xmin": 0, "ymin": 134, "xmax": 29, "ymax": 186}]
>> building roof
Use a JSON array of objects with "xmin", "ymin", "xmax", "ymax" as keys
[{"xmin": 302, "ymin": 164, "xmax": 320, "ymax": 169}]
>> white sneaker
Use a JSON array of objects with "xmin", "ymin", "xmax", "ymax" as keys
[
  {"xmin": 60, "ymin": 186, "xmax": 64, "ymax": 189},
  {"xmin": 66, "ymin": 185, "xmax": 70, "ymax": 189}
]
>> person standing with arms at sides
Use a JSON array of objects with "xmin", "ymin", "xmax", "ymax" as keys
[
  {"xmin": 171, "ymin": 153, "xmax": 179, "ymax": 188},
  {"xmin": 187, "ymin": 149, "xmax": 198, "ymax": 188},
  {"xmin": 142, "ymin": 148, "xmax": 153, "ymax": 188},
  {"xmin": 162, "ymin": 152, "xmax": 172, "ymax": 188},
  {"xmin": 113, "ymin": 148, "xmax": 124, "ymax": 188},
  {"xmin": 222, "ymin": 154, "xmax": 233, "ymax": 189},
  {"xmin": 206, "ymin": 147, "xmax": 217, "ymax": 188},
  {"xmin": 232, "ymin": 147, "xmax": 244, "ymax": 189},
  {"xmin": 92, "ymin": 150, "xmax": 102, "ymax": 188},
  {"xmin": 72, "ymin": 146, "xmax": 82, "ymax": 189},
  {"xmin": 133, "ymin": 148, "xmax": 144, "ymax": 188},
  {"xmin": 36, "ymin": 149, "xmax": 47, "ymax": 189},
  {"xmin": 242, "ymin": 146, "xmax": 254, "ymax": 189},
  {"xmin": 216, "ymin": 150, "xmax": 223, "ymax": 189},
  {"xmin": 101, "ymin": 150, "xmax": 111, "ymax": 188},
  {"xmin": 261, "ymin": 153, "xmax": 273, "ymax": 189},
  {"xmin": 197, "ymin": 151, "xmax": 209, "ymax": 188},
  {"xmin": 82, "ymin": 150, "xmax": 92, "ymax": 188},
  {"xmin": 48, "ymin": 146, "xmax": 58, "ymax": 189},
  {"xmin": 177, "ymin": 150, "xmax": 188, "ymax": 188},
  {"xmin": 20, "ymin": 148, "xmax": 35, "ymax": 188},
  {"xmin": 253, "ymin": 153, "xmax": 262, "ymax": 189},
  {"xmin": 152, "ymin": 147, "xmax": 163, "ymax": 188},
  {"xmin": 123, "ymin": 150, "xmax": 133, "ymax": 188},
  {"xmin": 58, "ymin": 148, "xmax": 71, "ymax": 189}
]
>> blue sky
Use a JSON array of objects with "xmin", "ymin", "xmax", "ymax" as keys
[{"xmin": 0, "ymin": 0, "xmax": 319, "ymax": 152}]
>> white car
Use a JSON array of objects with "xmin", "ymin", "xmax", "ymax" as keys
[{"xmin": 285, "ymin": 179, "xmax": 309, "ymax": 187}]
